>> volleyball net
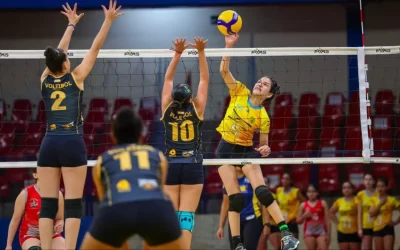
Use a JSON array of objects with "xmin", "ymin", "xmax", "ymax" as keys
[{"xmin": 0, "ymin": 46, "xmax": 399, "ymax": 171}]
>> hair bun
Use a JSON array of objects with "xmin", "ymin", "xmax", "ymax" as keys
[{"xmin": 44, "ymin": 46, "xmax": 57, "ymax": 58}]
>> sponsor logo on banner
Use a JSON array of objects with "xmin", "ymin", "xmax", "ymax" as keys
[
  {"xmin": 67, "ymin": 52, "xmax": 74, "ymax": 57},
  {"xmin": 124, "ymin": 50, "xmax": 140, "ymax": 56},
  {"xmin": 302, "ymin": 160, "xmax": 314, "ymax": 164},
  {"xmin": 375, "ymin": 47, "xmax": 391, "ymax": 53},
  {"xmin": 251, "ymin": 49, "xmax": 266, "ymax": 55},
  {"xmin": 241, "ymin": 161, "xmax": 252, "ymax": 165},
  {"xmin": 188, "ymin": 50, "xmax": 198, "ymax": 56},
  {"xmin": 0, "ymin": 52, "xmax": 9, "ymax": 57},
  {"xmin": 314, "ymin": 48, "xmax": 329, "ymax": 54}
]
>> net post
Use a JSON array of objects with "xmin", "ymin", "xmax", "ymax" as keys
[{"xmin": 357, "ymin": 47, "xmax": 372, "ymax": 162}]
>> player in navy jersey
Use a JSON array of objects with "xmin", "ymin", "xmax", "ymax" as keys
[
  {"xmin": 160, "ymin": 37, "xmax": 209, "ymax": 248},
  {"xmin": 80, "ymin": 107, "xmax": 184, "ymax": 250},
  {"xmin": 37, "ymin": 2, "xmax": 123, "ymax": 250}
]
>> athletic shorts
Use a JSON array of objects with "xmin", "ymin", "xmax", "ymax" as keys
[
  {"xmin": 89, "ymin": 200, "xmax": 181, "ymax": 248},
  {"xmin": 166, "ymin": 163, "xmax": 204, "ymax": 185},
  {"xmin": 215, "ymin": 139, "xmax": 258, "ymax": 167},
  {"xmin": 373, "ymin": 225, "xmax": 395, "ymax": 237},
  {"xmin": 19, "ymin": 233, "xmax": 62, "ymax": 246},
  {"xmin": 362, "ymin": 228, "xmax": 373, "ymax": 236},
  {"xmin": 337, "ymin": 231, "xmax": 361, "ymax": 243},
  {"xmin": 38, "ymin": 134, "xmax": 87, "ymax": 167}
]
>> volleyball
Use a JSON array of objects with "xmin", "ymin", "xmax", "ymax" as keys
[{"xmin": 217, "ymin": 10, "xmax": 242, "ymax": 36}]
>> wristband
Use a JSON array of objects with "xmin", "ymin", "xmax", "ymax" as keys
[
  {"xmin": 68, "ymin": 24, "xmax": 76, "ymax": 30},
  {"xmin": 264, "ymin": 223, "xmax": 271, "ymax": 227}
]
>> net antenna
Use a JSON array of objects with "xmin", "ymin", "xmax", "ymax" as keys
[{"xmin": 0, "ymin": 46, "xmax": 399, "ymax": 169}]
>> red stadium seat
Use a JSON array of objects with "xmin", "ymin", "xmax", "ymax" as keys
[
  {"xmin": 297, "ymin": 116, "xmax": 318, "ymax": 129},
  {"xmin": 0, "ymin": 99, "xmax": 6, "ymax": 122},
  {"xmin": 36, "ymin": 100, "xmax": 46, "ymax": 122},
  {"xmin": 205, "ymin": 166, "xmax": 222, "ymax": 195},
  {"xmin": 0, "ymin": 123, "xmax": 16, "ymax": 156},
  {"xmin": 261, "ymin": 164, "xmax": 284, "ymax": 192},
  {"xmin": 373, "ymin": 138, "xmax": 394, "ymax": 156},
  {"xmin": 372, "ymin": 115, "xmax": 393, "ymax": 139},
  {"xmin": 271, "ymin": 117, "xmax": 292, "ymax": 130},
  {"xmin": 89, "ymin": 98, "xmax": 109, "ymax": 113},
  {"xmin": 371, "ymin": 164, "xmax": 395, "ymax": 189},
  {"xmin": 113, "ymin": 98, "xmax": 134, "ymax": 116},
  {"xmin": 320, "ymin": 128, "xmax": 342, "ymax": 156},
  {"xmin": 347, "ymin": 164, "xmax": 365, "ymax": 191},
  {"xmin": 11, "ymin": 99, "xmax": 32, "ymax": 131},
  {"xmin": 0, "ymin": 176, "xmax": 10, "ymax": 198},
  {"xmin": 291, "ymin": 165, "xmax": 311, "ymax": 192},
  {"xmin": 346, "ymin": 115, "xmax": 360, "ymax": 127},
  {"xmin": 298, "ymin": 93, "xmax": 320, "ymax": 117},
  {"xmin": 374, "ymin": 90, "xmax": 395, "ymax": 115},
  {"xmin": 344, "ymin": 127, "xmax": 362, "ymax": 156},
  {"xmin": 318, "ymin": 164, "xmax": 340, "ymax": 192},
  {"xmin": 270, "ymin": 140, "xmax": 291, "ymax": 156},
  {"xmin": 348, "ymin": 91, "xmax": 360, "ymax": 115},
  {"xmin": 22, "ymin": 123, "xmax": 45, "ymax": 157},
  {"xmin": 322, "ymin": 105, "xmax": 345, "ymax": 127},
  {"xmin": 294, "ymin": 128, "xmax": 316, "ymax": 156},
  {"xmin": 325, "ymin": 92, "xmax": 346, "ymax": 110},
  {"xmin": 274, "ymin": 93, "xmax": 293, "ymax": 118},
  {"xmin": 6, "ymin": 168, "xmax": 30, "ymax": 188},
  {"xmin": 270, "ymin": 129, "xmax": 289, "ymax": 142}
]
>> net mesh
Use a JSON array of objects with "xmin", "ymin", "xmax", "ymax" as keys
[{"xmin": 0, "ymin": 53, "xmax": 362, "ymax": 162}]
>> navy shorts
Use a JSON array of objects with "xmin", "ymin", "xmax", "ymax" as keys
[
  {"xmin": 373, "ymin": 225, "xmax": 395, "ymax": 237},
  {"xmin": 337, "ymin": 231, "xmax": 361, "ymax": 243},
  {"xmin": 89, "ymin": 200, "xmax": 181, "ymax": 248},
  {"xmin": 228, "ymin": 217, "xmax": 263, "ymax": 250},
  {"xmin": 215, "ymin": 139, "xmax": 258, "ymax": 167},
  {"xmin": 362, "ymin": 228, "xmax": 373, "ymax": 236},
  {"xmin": 37, "ymin": 134, "xmax": 87, "ymax": 167},
  {"xmin": 166, "ymin": 163, "xmax": 204, "ymax": 185}
]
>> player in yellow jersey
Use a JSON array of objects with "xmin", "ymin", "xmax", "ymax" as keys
[
  {"xmin": 216, "ymin": 34, "xmax": 298, "ymax": 250},
  {"xmin": 330, "ymin": 182, "xmax": 361, "ymax": 250},
  {"xmin": 369, "ymin": 177, "xmax": 400, "ymax": 250},
  {"xmin": 356, "ymin": 173, "xmax": 377, "ymax": 250}
]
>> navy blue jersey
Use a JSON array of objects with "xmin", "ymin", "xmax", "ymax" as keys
[
  {"xmin": 161, "ymin": 102, "xmax": 203, "ymax": 163},
  {"xmin": 41, "ymin": 73, "xmax": 83, "ymax": 135},
  {"xmin": 94, "ymin": 144, "xmax": 166, "ymax": 207}
]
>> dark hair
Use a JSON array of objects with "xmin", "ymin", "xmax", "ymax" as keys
[
  {"xmin": 29, "ymin": 168, "xmax": 37, "ymax": 175},
  {"xmin": 376, "ymin": 177, "xmax": 388, "ymax": 187},
  {"xmin": 170, "ymin": 84, "xmax": 192, "ymax": 112},
  {"xmin": 44, "ymin": 47, "xmax": 67, "ymax": 73},
  {"xmin": 307, "ymin": 183, "xmax": 318, "ymax": 192},
  {"xmin": 263, "ymin": 76, "xmax": 281, "ymax": 101},
  {"xmin": 112, "ymin": 107, "xmax": 143, "ymax": 144}
]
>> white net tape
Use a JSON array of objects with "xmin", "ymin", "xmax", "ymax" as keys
[{"xmin": 0, "ymin": 46, "xmax": 400, "ymax": 168}]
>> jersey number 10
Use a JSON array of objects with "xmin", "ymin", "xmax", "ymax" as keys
[{"xmin": 168, "ymin": 120, "xmax": 195, "ymax": 142}]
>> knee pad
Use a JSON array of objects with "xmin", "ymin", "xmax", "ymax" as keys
[
  {"xmin": 39, "ymin": 197, "xmax": 58, "ymax": 219},
  {"xmin": 28, "ymin": 246, "xmax": 42, "ymax": 250},
  {"xmin": 228, "ymin": 193, "xmax": 245, "ymax": 213},
  {"xmin": 65, "ymin": 198, "xmax": 83, "ymax": 219},
  {"xmin": 255, "ymin": 185, "xmax": 275, "ymax": 207},
  {"xmin": 177, "ymin": 211, "xmax": 195, "ymax": 233}
]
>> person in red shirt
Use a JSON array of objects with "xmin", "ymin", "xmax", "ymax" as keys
[
  {"xmin": 6, "ymin": 168, "xmax": 64, "ymax": 250},
  {"xmin": 297, "ymin": 184, "xmax": 330, "ymax": 250}
]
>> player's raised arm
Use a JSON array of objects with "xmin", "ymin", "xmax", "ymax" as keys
[
  {"xmin": 161, "ymin": 38, "xmax": 190, "ymax": 113},
  {"xmin": 72, "ymin": 0, "xmax": 123, "ymax": 85},
  {"xmin": 191, "ymin": 37, "xmax": 209, "ymax": 119},
  {"xmin": 220, "ymin": 34, "xmax": 239, "ymax": 90},
  {"xmin": 41, "ymin": 3, "xmax": 84, "ymax": 82},
  {"xmin": 6, "ymin": 190, "xmax": 27, "ymax": 249}
]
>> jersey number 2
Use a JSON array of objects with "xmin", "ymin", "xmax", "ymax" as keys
[
  {"xmin": 114, "ymin": 151, "xmax": 150, "ymax": 171},
  {"xmin": 169, "ymin": 120, "xmax": 194, "ymax": 142},
  {"xmin": 51, "ymin": 91, "xmax": 67, "ymax": 111}
]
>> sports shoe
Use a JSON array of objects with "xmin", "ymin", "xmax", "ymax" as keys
[
  {"xmin": 281, "ymin": 230, "xmax": 300, "ymax": 250},
  {"xmin": 234, "ymin": 243, "xmax": 246, "ymax": 250}
]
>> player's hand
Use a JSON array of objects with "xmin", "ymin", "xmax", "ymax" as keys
[
  {"xmin": 225, "ymin": 34, "xmax": 239, "ymax": 48},
  {"xmin": 171, "ymin": 38, "xmax": 190, "ymax": 54},
  {"xmin": 303, "ymin": 209, "xmax": 312, "ymax": 219},
  {"xmin": 102, "ymin": 0, "xmax": 123, "ymax": 22},
  {"xmin": 61, "ymin": 3, "xmax": 84, "ymax": 25},
  {"xmin": 216, "ymin": 227, "xmax": 224, "ymax": 239},
  {"xmin": 255, "ymin": 145, "xmax": 271, "ymax": 157},
  {"xmin": 189, "ymin": 37, "xmax": 208, "ymax": 52},
  {"xmin": 54, "ymin": 220, "xmax": 64, "ymax": 233}
]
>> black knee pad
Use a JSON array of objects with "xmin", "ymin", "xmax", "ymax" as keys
[
  {"xmin": 255, "ymin": 185, "xmax": 275, "ymax": 207},
  {"xmin": 28, "ymin": 246, "xmax": 42, "ymax": 250},
  {"xmin": 228, "ymin": 193, "xmax": 245, "ymax": 212},
  {"xmin": 39, "ymin": 197, "xmax": 58, "ymax": 219},
  {"xmin": 65, "ymin": 198, "xmax": 83, "ymax": 219}
]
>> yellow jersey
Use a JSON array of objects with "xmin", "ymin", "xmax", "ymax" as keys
[
  {"xmin": 333, "ymin": 197, "xmax": 358, "ymax": 234},
  {"xmin": 276, "ymin": 187, "xmax": 300, "ymax": 223},
  {"xmin": 356, "ymin": 190, "xmax": 378, "ymax": 229},
  {"xmin": 216, "ymin": 81, "xmax": 270, "ymax": 146},
  {"xmin": 371, "ymin": 196, "xmax": 400, "ymax": 231}
]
